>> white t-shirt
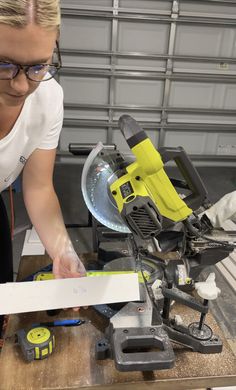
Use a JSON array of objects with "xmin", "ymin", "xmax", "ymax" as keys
[{"xmin": 0, "ymin": 78, "xmax": 63, "ymax": 193}]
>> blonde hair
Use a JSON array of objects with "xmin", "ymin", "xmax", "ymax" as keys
[{"xmin": 0, "ymin": 0, "xmax": 60, "ymax": 30}]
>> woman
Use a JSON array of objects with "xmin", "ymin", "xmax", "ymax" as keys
[{"xmin": 0, "ymin": 0, "xmax": 86, "ymax": 333}]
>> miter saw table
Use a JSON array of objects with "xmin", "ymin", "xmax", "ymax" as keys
[
  {"xmin": 1, "ymin": 253, "xmax": 236, "ymax": 390},
  {"xmin": 70, "ymin": 114, "xmax": 236, "ymax": 372}
]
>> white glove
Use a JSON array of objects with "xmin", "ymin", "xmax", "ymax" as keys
[{"xmin": 204, "ymin": 191, "xmax": 236, "ymax": 228}]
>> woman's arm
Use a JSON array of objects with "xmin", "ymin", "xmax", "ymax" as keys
[{"xmin": 22, "ymin": 147, "xmax": 86, "ymax": 279}]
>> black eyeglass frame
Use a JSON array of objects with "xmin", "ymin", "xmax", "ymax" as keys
[{"xmin": 0, "ymin": 40, "xmax": 62, "ymax": 82}]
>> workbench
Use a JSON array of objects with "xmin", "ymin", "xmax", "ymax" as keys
[{"xmin": 0, "ymin": 254, "xmax": 236, "ymax": 390}]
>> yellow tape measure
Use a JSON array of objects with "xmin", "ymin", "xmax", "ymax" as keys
[
  {"xmin": 17, "ymin": 327, "xmax": 55, "ymax": 362},
  {"xmin": 34, "ymin": 272, "xmax": 54, "ymax": 281}
]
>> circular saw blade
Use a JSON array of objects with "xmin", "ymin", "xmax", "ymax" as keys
[{"xmin": 81, "ymin": 142, "xmax": 130, "ymax": 233}]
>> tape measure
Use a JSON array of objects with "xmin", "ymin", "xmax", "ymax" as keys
[
  {"xmin": 34, "ymin": 272, "xmax": 54, "ymax": 281},
  {"xmin": 16, "ymin": 326, "xmax": 55, "ymax": 362}
]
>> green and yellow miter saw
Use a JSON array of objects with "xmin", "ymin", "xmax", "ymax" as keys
[{"xmin": 81, "ymin": 115, "xmax": 236, "ymax": 372}]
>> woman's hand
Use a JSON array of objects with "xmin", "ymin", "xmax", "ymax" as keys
[
  {"xmin": 53, "ymin": 251, "xmax": 86, "ymax": 279},
  {"xmin": 52, "ymin": 251, "xmax": 87, "ymax": 311}
]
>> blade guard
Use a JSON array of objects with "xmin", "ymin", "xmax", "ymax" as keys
[{"xmin": 81, "ymin": 142, "xmax": 131, "ymax": 233}]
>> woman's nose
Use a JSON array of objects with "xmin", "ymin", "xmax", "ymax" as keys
[{"xmin": 10, "ymin": 71, "xmax": 30, "ymax": 95}]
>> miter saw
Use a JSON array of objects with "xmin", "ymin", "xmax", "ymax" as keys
[{"xmin": 81, "ymin": 114, "xmax": 236, "ymax": 372}]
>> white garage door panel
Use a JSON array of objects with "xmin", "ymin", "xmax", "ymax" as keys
[
  {"xmin": 62, "ymin": 55, "xmax": 110, "ymax": 68},
  {"xmin": 165, "ymin": 132, "xmax": 236, "ymax": 156},
  {"xmin": 61, "ymin": 77, "xmax": 109, "ymax": 105},
  {"xmin": 224, "ymin": 86, "xmax": 236, "ymax": 109},
  {"xmin": 114, "ymin": 110, "xmax": 161, "ymax": 123},
  {"xmin": 217, "ymin": 134, "xmax": 236, "ymax": 156},
  {"xmin": 116, "ymin": 58, "xmax": 166, "ymax": 72},
  {"xmin": 204, "ymin": 133, "xmax": 219, "ymax": 155},
  {"xmin": 60, "ymin": 128, "xmax": 107, "ymax": 151},
  {"xmin": 119, "ymin": 0, "xmax": 172, "ymax": 12},
  {"xmin": 118, "ymin": 22, "xmax": 169, "ymax": 53},
  {"xmin": 168, "ymin": 113, "xmax": 236, "ymax": 125},
  {"xmin": 61, "ymin": 0, "xmax": 113, "ymax": 9},
  {"xmin": 180, "ymin": 2, "xmax": 236, "ymax": 17},
  {"xmin": 173, "ymin": 61, "xmax": 236, "ymax": 74},
  {"xmin": 169, "ymin": 83, "xmax": 236, "ymax": 110},
  {"xmin": 65, "ymin": 108, "xmax": 109, "ymax": 121},
  {"xmin": 165, "ymin": 132, "xmax": 208, "ymax": 155},
  {"xmin": 61, "ymin": 18, "xmax": 111, "ymax": 51},
  {"xmin": 175, "ymin": 25, "xmax": 236, "ymax": 57},
  {"xmin": 115, "ymin": 79, "xmax": 164, "ymax": 106},
  {"xmin": 169, "ymin": 82, "xmax": 216, "ymax": 108}
]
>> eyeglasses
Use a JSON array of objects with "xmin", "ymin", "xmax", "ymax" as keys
[{"xmin": 0, "ymin": 41, "xmax": 62, "ymax": 82}]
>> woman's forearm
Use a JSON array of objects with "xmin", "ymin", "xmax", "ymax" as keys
[{"xmin": 23, "ymin": 185, "xmax": 74, "ymax": 260}]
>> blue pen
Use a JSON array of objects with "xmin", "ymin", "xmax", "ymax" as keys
[{"xmin": 32, "ymin": 319, "xmax": 85, "ymax": 327}]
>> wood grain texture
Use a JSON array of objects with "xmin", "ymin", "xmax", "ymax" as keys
[{"xmin": 0, "ymin": 254, "xmax": 236, "ymax": 390}]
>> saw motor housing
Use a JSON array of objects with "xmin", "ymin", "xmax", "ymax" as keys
[{"xmin": 110, "ymin": 115, "xmax": 206, "ymax": 239}]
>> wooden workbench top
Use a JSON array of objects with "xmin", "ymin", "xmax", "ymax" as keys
[{"xmin": 0, "ymin": 254, "xmax": 236, "ymax": 390}]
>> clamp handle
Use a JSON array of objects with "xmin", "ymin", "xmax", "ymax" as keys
[{"xmin": 195, "ymin": 272, "xmax": 221, "ymax": 300}]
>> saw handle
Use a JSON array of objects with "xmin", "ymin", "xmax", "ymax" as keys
[
  {"xmin": 159, "ymin": 146, "xmax": 208, "ymax": 211},
  {"xmin": 111, "ymin": 327, "xmax": 175, "ymax": 371}
]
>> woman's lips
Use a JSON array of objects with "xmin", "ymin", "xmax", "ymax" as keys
[{"xmin": 7, "ymin": 93, "xmax": 26, "ymax": 98}]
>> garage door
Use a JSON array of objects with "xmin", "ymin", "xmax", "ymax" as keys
[{"xmin": 59, "ymin": 0, "xmax": 236, "ymax": 164}]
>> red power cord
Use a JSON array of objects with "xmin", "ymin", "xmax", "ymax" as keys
[{"xmin": 8, "ymin": 185, "xmax": 15, "ymax": 240}]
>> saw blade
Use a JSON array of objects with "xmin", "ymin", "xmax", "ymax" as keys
[{"xmin": 81, "ymin": 142, "xmax": 130, "ymax": 233}]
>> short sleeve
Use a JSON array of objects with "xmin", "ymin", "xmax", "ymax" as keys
[{"xmin": 38, "ymin": 86, "xmax": 64, "ymax": 150}]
